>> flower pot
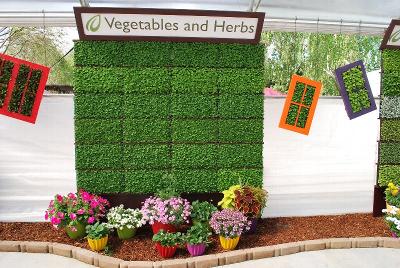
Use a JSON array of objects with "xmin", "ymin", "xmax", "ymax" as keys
[
  {"xmin": 117, "ymin": 226, "xmax": 137, "ymax": 240},
  {"xmin": 88, "ymin": 235, "xmax": 108, "ymax": 251},
  {"xmin": 155, "ymin": 243, "xmax": 177, "ymax": 258},
  {"xmin": 391, "ymin": 232, "xmax": 398, "ymax": 238},
  {"xmin": 65, "ymin": 221, "xmax": 86, "ymax": 240},
  {"xmin": 187, "ymin": 243, "xmax": 206, "ymax": 256},
  {"xmin": 151, "ymin": 221, "xmax": 176, "ymax": 234},
  {"xmin": 219, "ymin": 236, "xmax": 240, "ymax": 250},
  {"xmin": 243, "ymin": 218, "xmax": 258, "ymax": 234}
]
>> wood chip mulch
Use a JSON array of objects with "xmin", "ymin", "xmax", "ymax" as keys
[{"xmin": 0, "ymin": 213, "xmax": 391, "ymax": 261}]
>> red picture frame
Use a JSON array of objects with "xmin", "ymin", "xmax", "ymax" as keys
[{"xmin": 0, "ymin": 53, "xmax": 50, "ymax": 124}]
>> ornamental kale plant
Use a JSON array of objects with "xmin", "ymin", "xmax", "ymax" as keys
[
  {"xmin": 209, "ymin": 209, "xmax": 250, "ymax": 238},
  {"xmin": 141, "ymin": 196, "xmax": 191, "ymax": 225},
  {"xmin": 184, "ymin": 223, "xmax": 212, "ymax": 245},
  {"xmin": 152, "ymin": 230, "xmax": 183, "ymax": 246},
  {"xmin": 86, "ymin": 222, "xmax": 109, "ymax": 239},
  {"xmin": 106, "ymin": 205, "xmax": 145, "ymax": 230},
  {"xmin": 45, "ymin": 190, "xmax": 109, "ymax": 230},
  {"xmin": 190, "ymin": 201, "xmax": 217, "ymax": 223},
  {"xmin": 342, "ymin": 66, "xmax": 370, "ymax": 113}
]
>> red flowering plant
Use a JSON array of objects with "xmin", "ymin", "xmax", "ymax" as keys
[{"xmin": 45, "ymin": 190, "xmax": 109, "ymax": 231}]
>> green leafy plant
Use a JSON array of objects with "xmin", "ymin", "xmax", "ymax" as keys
[
  {"xmin": 380, "ymin": 143, "xmax": 400, "ymax": 164},
  {"xmin": 8, "ymin": 64, "xmax": 30, "ymax": 113},
  {"xmin": 379, "ymin": 165, "xmax": 400, "ymax": 187},
  {"xmin": 184, "ymin": 223, "xmax": 212, "ymax": 245},
  {"xmin": 286, "ymin": 104, "xmax": 299, "ymax": 125},
  {"xmin": 152, "ymin": 230, "xmax": 183, "ymax": 246},
  {"xmin": 86, "ymin": 222, "xmax": 109, "ymax": 240},
  {"xmin": 190, "ymin": 201, "xmax": 218, "ymax": 224},
  {"xmin": 218, "ymin": 185, "xmax": 241, "ymax": 209},
  {"xmin": 296, "ymin": 107, "xmax": 309, "ymax": 128},
  {"xmin": 0, "ymin": 60, "xmax": 14, "ymax": 108},
  {"xmin": 342, "ymin": 66, "xmax": 371, "ymax": 113},
  {"xmin": 291, "ymin": 82, "xmax": 304, "ymax": 103}
]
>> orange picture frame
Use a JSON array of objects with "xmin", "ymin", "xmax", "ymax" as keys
[{"xmin": 279, "ymin": 74, "xmax": 322, "ymax": 135}]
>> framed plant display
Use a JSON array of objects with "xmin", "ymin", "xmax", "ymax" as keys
[
  {"xmin": 279, "ymin": 74, "xmax": 322, "ymax": 135},
  {"xmin": 380, "ymin": 19, "xmax": 400, "ymax": 50},
  {"xmin": 334, "ymin": 60, "xmax": 376, "ymax": 120},
  {"xmin": 0, "ymin": 53, "xmax": 50, "ymax": 124}
]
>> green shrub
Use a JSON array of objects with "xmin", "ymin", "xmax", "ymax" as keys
[
  {"xmin": 172, "ymin": 94, "xmax": 217, "ymax": 118},
  {"xmin": 218, "ymin": 43, "xmax": 265, "ymax": 68},
  {"xmin": 381, "ymin": 120, "xmax": 400, "ymax": 141},
  {"xmin": 382, "ymin": 72, "xmax": 400, "ymax": 96},
  {"xmin": 380, "ymin": 142, "xmax": 400, "ymax": 164},
  {"xmin": 75, "ymin": 119, "xmax": 122, "ymax": 143},
  {"xmin": 219, "ymin": 95, "xmax": 263, "ymax": 118},
  {"xmin": 172, "ymin": 120, "xmax": 217, "ymax": 142},
  {"xmin": 219, "ymin": 119, "xmax": 263, "ymax": 142},
  {"xmin": 218, "ymin": 68, "xmax": 265, "ymax": 94},
  {"xmin": 75, "ymin": 94, "xmax": 123, "ymax": 119},
  {"xmin": 74, "ymin": 67, "xmax": 125, "ymax": 94},
  {"xmin": 173, "ymin": 170, "xmax": 218, "ymax": 193},
  {"xmin": 124, "ymin": 145, "xmax": 169, "ymax": 169},
  {"xmin": 380, "ymin": 97, "xmax": 400, "ymax": 119},
  {"xmin": 171, "ymin": 68, "xmax": 217, "ymax": 94},
  {"xmin": 382, "ymin": 49, "xmax": 400, "ymax": 73},
  {"xmin": 125, "ymin": 171, "xmax": 166, "ymax": 193},
  {"xmin": 77, "ymin": 171, "xmax": 125, "ymax": 193},
  {"xmin": 76, "ymin": 145, "xmax": 123, "ymax": 169},
  {"xmin": 217, "ymin": 169, "xmax": 263, "ymax": 190},
  {"xmin": 125, "ymin": 68, "xmax": 170, "ymax": 94},
  {"xmin": 378, "ymin": 165, "xmax": 400, "ymax": 187},
  {"xmin": 172, "ymin": 145, "xmax": 218, "ymax": 168},
  {"xmin": 170, "ymin": 42, "xmax": 218, "ymax": 67},
  {"xmin": 219, "ymin": 144, "xmax": 263, "ymax": 168},
  {"xmin": 123, "ymin": 119, "xmax": 169, "ymax": 142},
  {"xmin": 124, "ymin": 95, "xmax": 170, "ymax": 119}
]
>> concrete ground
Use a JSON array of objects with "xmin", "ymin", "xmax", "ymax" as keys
[{"xmin": 221, "ymin": 248, "xmax": 400, "ymax": 268}]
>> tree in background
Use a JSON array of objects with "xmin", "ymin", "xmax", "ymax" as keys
[
  {"xmin": 263, "ymin": 32, "xmax": 381, "ymax": 95},
  {"xmin": 0, "ymin": 27, "xmax": 73, "ymax": 85}
]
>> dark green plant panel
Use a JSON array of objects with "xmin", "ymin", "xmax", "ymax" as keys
[
  {"xmin": 77, "ymin": 171, "xmax": 125, "ymax": 193},
  {"xmin": 379, "ymin": 142, "xmax": 400, "ymax": 164},
  {"xmin": 172, "ymin": 120, "xmax": 217, "ymax": 142},
  {"xmin": 303, "ymin": 86, "xmax": 315, "ymax": 106},
  {"xmin": 124, "ymin": 95, "xmax": 170, "ymax": 119},
  {"xmin": 292, "ymin": 82, "xmax": 304, "ymax": 103},
  {"xmin": 296, "ymin": 107, "xmax": 309, "ymax": 128},
  {"xmin": 382, "ymin": 71, "xmax": 400, "ymax": 96},
  {"xmin": 172, "ymin": 94, "xmax": 217, "ymax": 118},
  {"xmin": 75, "ymin": 119, "xmax": 122, "ymax": 143},
  {"xmin": 217, "ymin": 169, "xmax": 263, "ymax": 190},
  {"xmin": 0, "ymin": 60, "xmax": 14, "ymax": 108},
  {"xmin": 125, "ymin": 171, "xmax": 167, "ymax": 193},
  {"xmin": 74, "ymin": 67, "xmax": 125, "ymax": 94},
  {"xmin": 218, "ymin": 43, "xmax": 265, "ymax": 68},
  {"xmin": 76, "ymin": 144, "xmax": 123, "ymax": 169},
  {"xmin": 219, "ymin": 95, "xmax": 263, "ymax": 118},
  {"xmin": 75, "ymin": 94, "xmax": 123, "ymax": 119},
  {"xmin": 124, "ymin": 119, "xmax": 169, "ymax": 143},
  {"xmin": 378, "ymin": 165, "xmax": 400, "ymax": 187},
  {"xmin": 219, "ymin": 119, "xmax": 263, "ymax": 143},
  {"xmin": 8, "ymin": 64, "xmax": 30, "ymax": 113},
  {"xmin": 170, "ymin": 42, "xmax": 218, "ymax": 67},
  {"xmin": 218, "ymin": 68, "xmax": 265, "ymax": 95},
  {"xmin": 173, "ymin": 170, "xmax": 218, "ymax": 193},
  {"xmin": 124, "ymin": 144, "xmax": 169, "ymax": 169},
  {"xmin": 171, "ymin": 68, "xmax": 217, "ymax": 94},
  {"xmin": 381, "ymin": 120, "xmax": 400, "ymax": 141},
  {"xmin": 382, "ymin": 50, "xmax": 400, "ymax": 74},
  {"xmin": 172, "ymin": 144, "xmax": 218, "ymax": 168},
  {"xmin": 125, "ymin": 68, "xmax": 170, "ymax": 94},
  {"xmin": 219, "ymin": 144, "xmax": 263, "ymax": 168},
  {"xmin": 20, "ymin": 70, "xmax": 42, "ymax": 116},
  {"xmin": 285, "ymin": 104, "xmax": 299, "ymax": 126}
]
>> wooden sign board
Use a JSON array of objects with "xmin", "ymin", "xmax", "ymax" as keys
[{"xmin": 380, "ymin": 19, "xmax": 400, "ymax": 50}]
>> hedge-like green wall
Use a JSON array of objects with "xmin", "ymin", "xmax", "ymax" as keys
[
  {"xmin": 74, "ymin": 41, "xmax": 265, "ymax": 194},
  {"xmin": 378, "ymin": 49, "xmax": 400, "ymax": 187}
]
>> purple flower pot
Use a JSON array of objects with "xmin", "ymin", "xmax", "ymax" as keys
[
  {"xmin": 187, "ymin": 243, "xmax": 206, "ymax": 256},
  {"xmin": 391, "ymin": 232, "xmax": 398, "ymax": 238},
  {"xmin": 244, "ymin": 218, "xmax": 258, "ymax": 234}
]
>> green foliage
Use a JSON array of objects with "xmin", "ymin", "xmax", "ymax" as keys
[
  {"xmin": 292, "ymin": 82, "xmax": 304, "ymax": 103},
  {"xmin": 172, "ymin": 95, "xmax": 217, "ymax": 118},
  {"xmin": 217, "ymin": 169, "xmax": 263, "ymax": 190},
  {"xmin": 0, "ymin": 60, "xmax": 14, "ymax": 108},
  {"xmin": 218, "ymin": 68, "xmax": 265, "ymax": 94},
  {"xmin": 152, "ymin": 230, "xmax": 183, "ymax": 246},
  {"xmin": 173, "ymin": 170, "xmax": 218, "ymax": 193},
  {"xmin": 124, "ymin": 119, "xmax": 169, "ymax": 142},
  {"xmin": 171, "ymin": 68, "xmax": 217, "ymax": 94},
  {"xmin": 86, "ymin": 222, "xmax": 109, "ymax": 239},
  {"xmin": 219, "ymin": 120, "xmax": 263, "ymax": 143},
  {"xmin": 76, "ymin": 145, "xmax": 122, "ymax": 169},
  {"xmin": 75, "ymin": 94, "xmax": 123, "ymax": 119},
  {"xmin": 303, "ymin": 85, "xmax": 315, "ymax": 106},
  {"xmin": 124, "ymin": 145, "xmax": 169, "ymax": 169},
  {"xmin": 342, "ymin": 66, "xmax": 370, "ymax": 112},
  {"xmin": 378, "ymin": 166, "xmax": 400, "ymax": 187},
  {"xmin": 382, "ymin": 49, "xmax": 400, "ymax": 96},
  {"xmin": 184, "ymin": 223, "xmax": 212, "ymax": 245},
  {"xmin": 285, "ymin": 104, "xmax": 299, "ymax": 125},
  {"xmin": 219, "ymin": 95, "xmax": 263, "ymax": 118},
  {"xmin": 381, "ymin": 120, "xmax": 400, "ymax": 141},
  {"xmin": 170, "ymin": 42, "xmax": 218, "ymax": 67},
  {"xmin": 21, "ymin": 70, "xmax": 42, "ymax": 116},
  {"xmin": 190, "ymin": 201, "xmax": 218, "ymax": 224},
  {"xmin": 380, "ymin": 143, "xmax": 400, "ymax": 164},
  {"xmin": 382, "ymin": 50, "xmax": 400, "ymax": 73},
  {"xmin": 219, "ymin": 144, "xmax": 262, "ymax": 168},
  {"xmin": 125, "ymin": 95, "xmax": 170, "ymax": 119},
  {"xmin": 172, "ymin": 145, "xmax": 218, "ymax": 168},
  {"xmin": 124, "ymin": 171, "xmax": 166, "ymax": 194},
  {"xmin": 75, "ymin": 119, "xmax": 122, "ymax": 143},
  {"xmin": 218, "ymin": 43, "xmax": 264, "ymax": 68},
  {"xmin": 172, "ymin": 120, "xmax": 217, "ymax": 142},
  {"xmin": 77, "ymin": 171, "xmax": 125, "ymax": 193},
  {"xmin": 8, "ymin": 64, "xmax": 29, "ymax": 113},
  {"xmin": 296, "ymin": 107, "xmax": 309, "ymax": 128},
  {"xmin": 380, "ymin": 97, "xmax": 400, "ymax": 119}
]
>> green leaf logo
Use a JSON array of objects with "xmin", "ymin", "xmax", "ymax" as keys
[
  {"xmin": 86, "ymin": 14, "xmax": 101, "ymax": 32},
  {"xmin": 390, "ymin": 29, "xmax": 400, "ymax": 43}
]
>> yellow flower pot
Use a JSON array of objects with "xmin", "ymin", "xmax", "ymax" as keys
[
  {"xmin": 87, "ymin": 235, "xmax": 108, "ymax": 251},
  {"xmin": 219, "ymin": 236, "xmax": 240, "ymax": 250}
]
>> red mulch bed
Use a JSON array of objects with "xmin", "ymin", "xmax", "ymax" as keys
[{"xmin": 0, "ymin": 213, "xmax": 390, "ymax": 261}]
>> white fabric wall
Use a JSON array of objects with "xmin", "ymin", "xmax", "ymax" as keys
[{"xmin": 0, "ymin": 95, "xmax": 379, "ymax": 221}]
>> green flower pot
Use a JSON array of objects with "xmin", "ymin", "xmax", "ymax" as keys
[
  {"xmin": 117, "ymin": 226, "xmax": 136, "ymax": 240},
  {"xmin": 65, "ymin": 221, "xmax": 86, "ymax": 240}
]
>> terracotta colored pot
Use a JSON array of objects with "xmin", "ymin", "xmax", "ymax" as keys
[
  {"xmin": 187, "ymin": 243, "xmax": 206, "ymax": 256},
  {"xmin": 243, "ymin": 218, "xmax": 258, "ymax": 234},
  {"xmin": 117, "ymin": 226, "xmax": 137, "ymax": 240},
  {"xmin": 88, "ymin": 235, "xmax": 108, "ymax": 251},
  {"xmin": 65, "ymin": 221, "xmax": 86, "ymax": 240},
  {"xmin": 155, "ymin": 243, "xmax": 177, "ymax": 258},
  {"xmin": 219, "ymin": 236, "xmax": 240, "ymax": 250},
  {"xmin": 151, "ymin": 221, "xmax": 176, "ymax": 234}
]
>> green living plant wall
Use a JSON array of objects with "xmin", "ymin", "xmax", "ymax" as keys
[
  {"xmin": 378, "ymin": 49, "xmax": 400, "ymax": 187},
  {"xmin": 74, "ymin": 41, "xmax": 265, "ymax": 194}
]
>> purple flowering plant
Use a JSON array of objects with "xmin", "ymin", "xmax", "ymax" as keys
[
  {"xmin": 209, "ymin": 209, "xmax": 251, "ymax": 238},
  {"xmin": 141, "ymin": 196, "xmax": 191, "ymax": 225}
]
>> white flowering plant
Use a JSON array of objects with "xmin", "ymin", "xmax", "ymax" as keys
[
  {"xmin": 382, "ymin": 207, "xmax": 400, "ymax": 237},
  {"xmin": 106, "ymin": 205, "xmax": 145, "ymax": 230}
]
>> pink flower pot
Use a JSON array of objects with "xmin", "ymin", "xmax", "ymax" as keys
[
  {"xmin": 186, "ymin": 243, "xmax": 206, "ymax": 256},
  {"xmin": 151, "ymin": 221, "xmax": 176, "ymax": 234}
]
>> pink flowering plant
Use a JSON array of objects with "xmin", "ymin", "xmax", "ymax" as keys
[
  {"xmin": 45, "ymin": 190, "xmax": 109, "ymax": 230},
  {"xmin": 141, "ymin": 196, "xmax": 191, "ymax": 225},
  {"xmin": 209, "ymin": 209, "xmax": 251, "ymax": 238}
]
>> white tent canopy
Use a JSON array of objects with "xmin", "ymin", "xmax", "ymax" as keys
[{"xmin": 0, "ymin": 0, "xmax": 399, "ymax": 35}]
